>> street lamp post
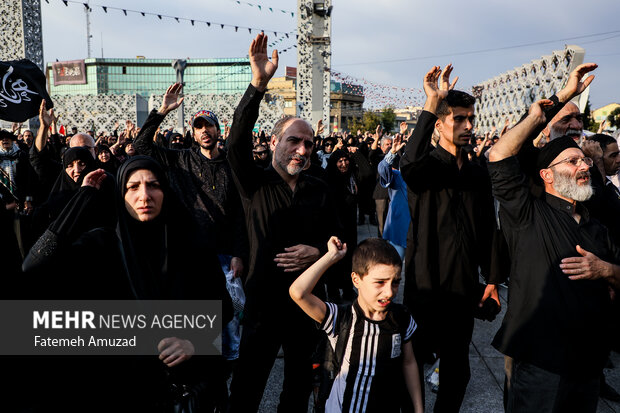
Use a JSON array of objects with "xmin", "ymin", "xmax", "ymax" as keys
[{"xmin": 172, "ymin": 59, "xmax": 187, "ymax": 132}]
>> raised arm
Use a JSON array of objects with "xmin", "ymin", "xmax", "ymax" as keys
[
  {"xmin": 227, "ymin": 33, "xmax": 278, "ymax": 198},
  {"xmin": 289, "ymin": 237, "xmax": 347, "ymax": 323},
  {"xmin": 400, "ymin": 64, "xmax": 457, "ymax": 181},
  {"xmin": 34, "ymin": 99, "xmax": 53, "ymax": 152},
  {"xmin": 489, "ymin": 99, "xmax": 552, "ymax": 162},
  {"xmin": 133, "ymin": 83, "xmax": 183, "ymax": 164}
]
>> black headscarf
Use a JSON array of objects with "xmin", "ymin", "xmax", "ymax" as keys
[
  {"xmin": 116, "ymin": 156, "xmax": 232, "ymax": 318},
  {"xmin": 45, "ymin": 146, "xmax": 96, "ymax": 220},
  {"xmin": 326, "ymin": 149, "xmax": 354, "ymax": 186}
]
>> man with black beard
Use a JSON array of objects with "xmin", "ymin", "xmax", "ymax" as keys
[
  {"xmin": 488, "ymin": 64, "xmax": 620, "ymax": 411},
  {"xmin": 134, "ymin": 84, "xmax": 248, "ymax": 278}
]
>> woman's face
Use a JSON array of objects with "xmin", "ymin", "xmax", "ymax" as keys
[
  {"xmin": 98, "ymin": 150, "xmax": 110, "ymax": 163},
  {"xmin": 336, "ymin": 157, "xmax": 350, "ymax": 174},
  {"xmin": 65, "ymin": 159, "xmax": 87, "ymax": 182},
  {"xmin": 124, "ymin": 169, "xmax": 164, "ymax": 222}
]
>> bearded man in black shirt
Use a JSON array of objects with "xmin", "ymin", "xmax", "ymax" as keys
[{"xmin": 488, "ymin": 63, "xmax": 620, "ymax": 413}]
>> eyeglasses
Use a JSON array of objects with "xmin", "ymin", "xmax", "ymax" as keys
[
  {"xmin": 324, "ymin": 143, "xmax": 334, "ymax": 147},
  {"xmin": 547, "ymin": 156, "xmax": 593, "ymax": 169},
  {"xmin": 254, "ymin": 151, "xmax": 268, "ymax": 156}
]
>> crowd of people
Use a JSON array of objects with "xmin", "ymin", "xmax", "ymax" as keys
[{"xmin": 2, "ymin": 32, "xmax": 620, "ymax": 413}]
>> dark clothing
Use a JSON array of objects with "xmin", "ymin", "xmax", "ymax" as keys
[
  {"xmin": 488, "ymin": 156, "xmax": 616, "ymax": 377},
  {"xmin": 226, "ymin": 84, "xmax": 335, "ymax": 412},
  {"xmin": 400, "ymin": 110, "xmax": 499, "ymax": 301},
  {"xmin": 134, "ymin": 110, "xmax": 248, "ymax": 259},
  {"xmin": 399, "ymin": 109, "xmax": 499, "ymax": 412},
  {"xmin": 226, "ymin": 84, "xmax": 335, "ymax": 319},
  {"xmin": 324, "ymin": 149, "xmax": 373, "ymax": 300},
  {"xmin": 412, "ymin": 296, "xmax": 474, "ymax": 413},
  {"xmin": 506, "ymin": 360, "xmax": 599, "ymax": 413},
  {"xmin": 583, "ymin": 166, "xmax": 620, "ymax": 245}
]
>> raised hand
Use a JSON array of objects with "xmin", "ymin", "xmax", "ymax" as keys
[
  {"xmin": 158, "ymin": 83, "xmax": 184, "ymax": 116},
  {"xmin": 316, "ymin": 119, "xmax": 325, "ymax": 136},
  {"xmin": 399, "ymin": 121, "xmax": 408, "ymax": 135},
  {"xmin": 528, "ymin": 98, "xmax": 554, "ymax": 125},
  {"xmin": 249, "ymin": 32, "xmax": 279, "ymax": 92},
  {"xmin": 326, "ymin": 236, "xmax": 347, "ymax": 261},
  {"xmin": 335, "ymin": 138, "xmax": 344, "ymax": 150},
  {"xmin": 38, "ymin": 99, "xmax": 54, "ymax": 128},
  {"xmin": 423, "ymin": 64, "xmax": 458, "ymax": 101},
  {"xmin": 557, "ymin": 63, "xmax": 597, "ymax": 103},
  {"xmin": 440, "ymin": 63, "xmax": 459, "ymax": 93},
  {"xmin": 391, "ymin": 134, "xmax": 406, "ymax": 154}
]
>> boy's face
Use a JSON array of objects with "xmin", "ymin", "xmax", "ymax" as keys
[{"xmin": 353, "ymin": 263, "xmax": 401, "ymax": 320}]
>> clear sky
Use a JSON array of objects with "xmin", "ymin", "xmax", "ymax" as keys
[{"xmin": 41, "ymin": 0, "xmax": 620, "ymax": 110}]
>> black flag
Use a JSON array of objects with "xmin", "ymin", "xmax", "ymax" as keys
[{"xmin": 0, "ymin": 59, "xmax": 53, "ymax": 123}]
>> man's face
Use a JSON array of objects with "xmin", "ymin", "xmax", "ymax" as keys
[
  {"xmin": 436, "ymin": 106, "xmax": 475, "ymax": 149},
  {"xmin": 548, "ymin": 103, "xmax": 583, "ymax": 141},
  {"xmin": 23, "ymin": 130, "xmax": 33, "ymax": 146},
  {"xmin": 271, "ymin": 119, "xmax": 314, "ymax": 177},
  {"xmin": 70, "ymin": 133, "xmax": 96, "ymax": 158},
  {"xmin": 1, "ymin": 137, "xmax": 13, "ymax": 150},
  {"xmin": 602, "ymin": 142, "xmax": 620, "ymax": 176},
  {"xmin": 380, "ymin": 138, "xmax": 392, "ymax": 154},
  {"xmin": 545, "ymin": 148, "xmax": 593, "ymax": 202},
  {"xmin": 193, "ymin": 118, "xmax": 220, "ymax": 151}
]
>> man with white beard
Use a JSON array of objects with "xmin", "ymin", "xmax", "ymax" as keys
[
  {"xmin": 542, "ymin": 101, "xmax": 585, "ymax": 144},
  {"xmin": 487, "ymin": 69, "xmax": 620, "ymax": 411}
]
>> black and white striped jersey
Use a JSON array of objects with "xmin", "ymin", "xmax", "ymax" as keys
[{"xmin": 320, "ymin": 300, "xmax": 417, "ymax": 413}]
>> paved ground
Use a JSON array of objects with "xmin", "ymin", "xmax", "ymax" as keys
[{"xmin": 254, "ymin": 222, "xmax": 620, "ymax": 412}]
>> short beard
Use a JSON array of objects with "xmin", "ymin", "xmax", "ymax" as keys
[
  {"xmin": 276, "ymin": 154, "xmax": 307, "ymax": 176},
  {"xmin": 552, "ymin": 167, "xmax": 593, "ymax": 202}
]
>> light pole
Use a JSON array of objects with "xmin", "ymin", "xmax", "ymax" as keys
[{"xmin": 172, "ymin": 59, "xmax": 187, "ymax": 132}]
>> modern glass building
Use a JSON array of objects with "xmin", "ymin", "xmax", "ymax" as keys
[{"xmin": 47, "ymin": 57, "xmax": 251, "ymax": 97}]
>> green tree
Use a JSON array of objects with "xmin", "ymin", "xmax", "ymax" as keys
[
  {"xmin": 362, "ymin": 111, "xmax": 381, "ymax": 132},
  {"xmin": 381, "ymin": 106, "xmax": 396, "ymax": 133},
  {"xmin": 583, "ymin": 98, "xmax": 596, "ymax": 132},
  {"xmin": 348, "ymin": 117, "xmax": 365, "ymax": 134},
  {"xmin": 608, "ymin": 107, "xmax": 620, "ymax": 128}
]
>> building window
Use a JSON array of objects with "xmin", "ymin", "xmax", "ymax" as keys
[{"xmin": 122, "ymin": 66, "xmax": 127, "ymax": 75}]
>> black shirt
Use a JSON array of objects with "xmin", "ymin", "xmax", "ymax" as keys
[
  {"xmin": 584, "ymin": 166, "xmax": 620, "ymax": 245},
  {"xmin": 227, "ymin": 84, "xmax": 336, "ymax": 320},
  {"xmin": 134, "ymin": 110, "xmax": 248, "ymax": 259},
  {"xmin": 399, "ymin": 110, "xmax": 499, "ymax": 306},
  {"xmin": 489, "ymin": 156, "xmax": 617, "ymax": 377}
]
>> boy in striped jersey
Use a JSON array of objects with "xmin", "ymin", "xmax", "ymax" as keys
[{"xmin": 290, "ymin": 237, "xmax": 424, "ymax": 412}]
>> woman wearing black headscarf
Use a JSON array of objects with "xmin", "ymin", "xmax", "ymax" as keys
[
  {"xmin": 116, "ymin": 156, "xmax": 232, "ymax": 412},
  {"xmin": 324, "ymin": 148, "xmax": 374, "ymax": 301},
  {"xmin": 29, "ymin": 146, "xmax": 116, "ymax": 244},
  {"xmin": 95, "ymin": 143, "xmax": 120, "ymax": 175},
  {"xmin": 20, "ymin": 156, "xmax": 232, "ymax": 412}
]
